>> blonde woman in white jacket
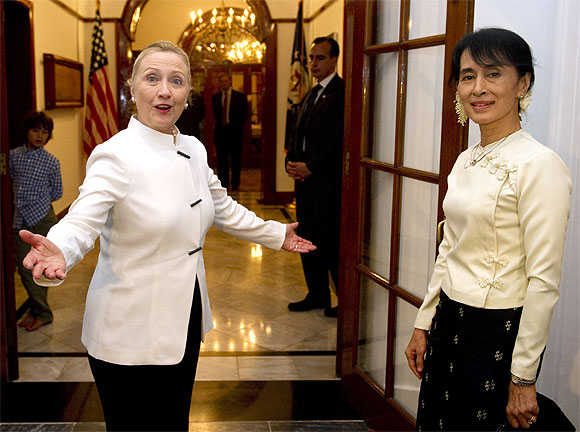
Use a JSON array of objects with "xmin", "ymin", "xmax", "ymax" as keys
[
  {"xmin": 404, "ymin": 29, "xmax": 572, "ymax": 431},
  {"xmin": 19, "ymin": 41, "xmax": 315, "ymax": 432}
]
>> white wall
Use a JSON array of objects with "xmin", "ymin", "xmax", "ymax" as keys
[
  {"xmin": 32, "ymin": 0, "xmax": 86, "ymax": 214},
  {"xmin": 472, "ymin": 1, "xmax": 580, "ymax": 427},
  {"xmin": 276, "ymin": 21, "xmax": 299, "ymax": 192},
  {"xmin": 28, "ymin": 0, "xmax": 120, "ymax": 215}
]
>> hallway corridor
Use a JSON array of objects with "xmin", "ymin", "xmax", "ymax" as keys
[{"xmin": 3, "ymin": 191, "xmax": 368, "ymax": 431}]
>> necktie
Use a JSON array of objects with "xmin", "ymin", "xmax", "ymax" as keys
[
  {"xmin": 297, "ymin": 84, "xmax": 322, "ymax": 153},
  {"xmin": 299, "ymin": 85, "xmax": 321, "ymax": 130},
  {"xmin": 222, "ymin": 91, "xmax": 228, "ymax": 125},
  {"xmin": 304, "ymin": 84, "xmax": 322, "ymax": 117}
]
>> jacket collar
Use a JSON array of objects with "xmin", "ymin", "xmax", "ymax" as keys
[{"xmin": 129, "ymin": 115, "xmax": 178, "ymax": 148}]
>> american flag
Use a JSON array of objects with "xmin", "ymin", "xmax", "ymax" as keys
[
  {"xmin": 83, "ymin": 4, "xmax": 118, "ymax": 156},
  {"xmin": 284, "ymin": 0, "xmax": 310, "ymax": 151}
]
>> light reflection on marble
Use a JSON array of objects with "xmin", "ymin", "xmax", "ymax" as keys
[
  {"xmin": 196, "ymin": 356, "xmax": 239, "ymax": 381},
  {"xmin": 238, "ymin": 356, "xmax": 299, "ymax": 381},
  {"xmin": 15, "ymin": 191, "xmax": 338, "ymax": 382},
  {"xmin": 15, "ymin": 355, "xmax": 339, "ymax": 383}
]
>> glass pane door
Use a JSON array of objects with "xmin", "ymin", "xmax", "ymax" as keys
[{"xmin": 339, "ymin": 0, "xmax": 473, "ymax": 428}]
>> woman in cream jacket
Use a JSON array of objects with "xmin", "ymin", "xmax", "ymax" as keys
[
  {"xmin": 20, "ymin": 41, "xmax": 315, "ymax": 431},
  {"xmin": 404, "ymin": 29, "xmax": 572, "ymax": 431}
]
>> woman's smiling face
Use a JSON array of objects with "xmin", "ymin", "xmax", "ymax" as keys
[
  {"xmin": 131, "ymin": 51, "xmax": 189, "ymax": 134},
  {"xmin": 457, "ymin": 50, "xmax": 529, "ymax": 131}
]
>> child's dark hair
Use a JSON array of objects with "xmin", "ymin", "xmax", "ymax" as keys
[
  {"xmin": 23, "ymin": 111, "xmax": 54, "ymax": 142},
  {"xmin": 450, "ymin": 28, "xmax": 535, "ymax": 92}
]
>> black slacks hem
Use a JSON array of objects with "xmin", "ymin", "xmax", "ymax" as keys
[{"xmin": 88, "ymin": 282, "xmax": 202, "ymax": 432}]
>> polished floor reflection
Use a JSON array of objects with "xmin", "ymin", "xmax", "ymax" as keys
[
  {"xmin": 5, "ymin": 191, "xmax": 364, "ymax": 430},
  {"xmin": 14, "ymin": 192, "xmax": 338, "ymax": 381}
]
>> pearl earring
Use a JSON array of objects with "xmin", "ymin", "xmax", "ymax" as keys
[
  {"xmin": 185, "ymin": 102, "xmax": 189, "ymax": 109},
  {"xmin": 131, "ymin": 97, "xmax": 136, "ymax": 104}
]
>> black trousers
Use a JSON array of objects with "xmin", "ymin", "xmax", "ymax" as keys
[
  {"xmin": 15, "ymin": 206, "xmax": 57, "ymax": 323},
  {"xmin": 215, "ymin": 125, "xmax": 243, "ymax": 190},
  {"xmin": 88, "ymin": 283, "xmax": 202, "ymax": 432},
  {"xmin": 295, "ymin": 188, "xmax": 340, "ymax": 304}
]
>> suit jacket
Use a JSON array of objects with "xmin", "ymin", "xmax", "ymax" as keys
[
  {"xmin": 212, "ymin": 89, "xmax": 247, "ymax": 133},
  {"xmin": 40, "ymin": 116, "xmax": 285, "ymax": 366},
  {"xmin": 286, "ymin": 74, "xmax": 345, "ymax": 210},
  {"xmin": 175, "ymin": 91, "xmax": 205, "ymax": 139}
]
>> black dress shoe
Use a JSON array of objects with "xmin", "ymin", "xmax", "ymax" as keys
[
  {"xmin": 324, "ymin": 306, "xmax": 338, "ymax": 318},
  {"xmin": 288, "ymin": 298, "xmax": 330, "ymax": 312}
]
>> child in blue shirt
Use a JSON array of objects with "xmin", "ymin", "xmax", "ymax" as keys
[{"xmin": 10, "ymin": 111, "xmax": 62, "ymax": 331}]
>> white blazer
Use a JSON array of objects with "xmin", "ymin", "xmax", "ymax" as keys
[{"xmin": 43, "ymin": 117, "xmax": 286, "ymax": 365}]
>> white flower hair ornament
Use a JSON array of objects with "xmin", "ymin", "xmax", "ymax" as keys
[
  {"xmin": 455, "ymin": 91, "xmax": 468, "ymax": 126},
  {"xmin": 519, "ymin": 91, "xmax": 532, "ymax": 113}
]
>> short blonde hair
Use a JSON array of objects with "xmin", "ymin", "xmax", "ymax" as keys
[{"xmin": 128, "ymin": 40, "xmax": 191, "ymax": 93}]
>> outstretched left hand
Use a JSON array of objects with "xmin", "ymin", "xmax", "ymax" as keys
[{"xmin": 282, "ymin": 222, "xmax": 316, "ymax": 253}]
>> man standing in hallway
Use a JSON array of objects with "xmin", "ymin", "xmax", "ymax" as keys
[
  {"xmin": 286, "ymin": 37, "xmax": 345, "ymax": 318},
  {"xmin": 212, "ymin": 73, "xmax": 248, "ymax": 190},
  {"xmin": 176, "ymin": 88, "xmax": 205, "ymax": 140}
]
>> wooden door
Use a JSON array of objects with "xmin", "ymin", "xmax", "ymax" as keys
[
  {"xmin": 1, "ymin": 0, "xmax": 37, "ymax": 384},
  {"xmin": 337, "ymin": 0, "xmax": 473, "ymax": 429}
]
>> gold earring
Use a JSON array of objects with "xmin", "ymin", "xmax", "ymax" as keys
[{"xmin": 455, "ymin": 92, "xmax": 467, "ymax": 126}]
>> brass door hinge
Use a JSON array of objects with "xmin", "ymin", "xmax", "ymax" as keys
[
  {"xmin": 345, "ymin": 151, "xmax": 350, "ymax": 175},
  {"xmin": 0, "ymin": 153, "xmax": 6, "ymax": 176}
]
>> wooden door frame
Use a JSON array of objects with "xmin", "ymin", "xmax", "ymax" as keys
[
  {"xmin": 1, "ymin": 0, "xmax": 37, "ymax": 385},
  {"xmin": 337, "ymin": 0, "xmax": 473, "ymax": 429}
]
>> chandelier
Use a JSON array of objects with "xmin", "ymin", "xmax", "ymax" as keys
[{"xmin": 186, "ymin": 3, "xmax": 264, "ymax": 64}]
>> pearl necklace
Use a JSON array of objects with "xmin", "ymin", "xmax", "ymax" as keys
[{"xmin": 464, "ymin": 135, "xmax": 509, "ymax": 169}]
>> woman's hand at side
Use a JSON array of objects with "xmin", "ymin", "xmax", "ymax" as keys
[
  {"xmin": 506, "ymin": 382, "xmax": 539, "ymax": 429},
  {"xmin": 19, "ymin": 230, "xmax": 67, "ymax": 281},
  {"xmin": 405, "ymin": 328, "xmax": 428, "ymax": 379},
  {"xmin": 282, "ymin": 222, "xmax": 317, "ymax": 253}
]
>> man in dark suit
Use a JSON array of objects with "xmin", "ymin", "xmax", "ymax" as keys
[
  {"xmin": 286, "ymin": 37, "xmax": 345, "ymax": 317},
  {"xmin": 175, "ymin": 89, "xmax": 205, "ymax": 140},
  {"xmin": 212, "ymin": 73, "xmax": 248, "ymax": 190}
]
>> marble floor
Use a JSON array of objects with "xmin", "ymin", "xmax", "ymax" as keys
[
  {"xmin": 14, "ymin": 191, "xmax": 338, "ymax": 382},
  {"xmin": 0, "ymin": 191, "xmax": 368, "ymax": 432},
  {"xmin": 4, "ymin": 191, "xmax": 368, "ymax": 430}
]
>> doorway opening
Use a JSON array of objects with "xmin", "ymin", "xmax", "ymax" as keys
[{"xmin": 1, "ymin": 0, "xmax": 37, "ymax": 381}]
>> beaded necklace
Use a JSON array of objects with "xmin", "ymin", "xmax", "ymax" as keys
[{"xmin": 464, "ymin": 130, "xmax": 519, "ymax": 169}]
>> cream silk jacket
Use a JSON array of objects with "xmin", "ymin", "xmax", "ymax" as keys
[
  {"xmin": 415, "ymin": 129, "xmax": 572, "ymax": 380},
  {"xmin": 42, "ymin": 117, "xmax": 286, "ymax": 365}
]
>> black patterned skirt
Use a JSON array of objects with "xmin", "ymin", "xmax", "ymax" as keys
[{"xmin": 416, "ymin": 291, "xmax": 523, "ymax": 431}]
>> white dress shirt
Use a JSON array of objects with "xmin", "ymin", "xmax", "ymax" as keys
[
  {"xmin": 415, "ymin": 129, "xmax": 572, "ymax": 380},
  {"xmin": 42, "ymin": 117, "xmax": 286, "ymax": 365}
]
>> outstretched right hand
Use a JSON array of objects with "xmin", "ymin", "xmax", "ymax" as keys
[
  {"xmin": 404, "ymin": 328, "xmax": 428, "ymax": 379},
  {"xmin": 19, "ymin": 230, "xmax": 67, "ymax": 281}
]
